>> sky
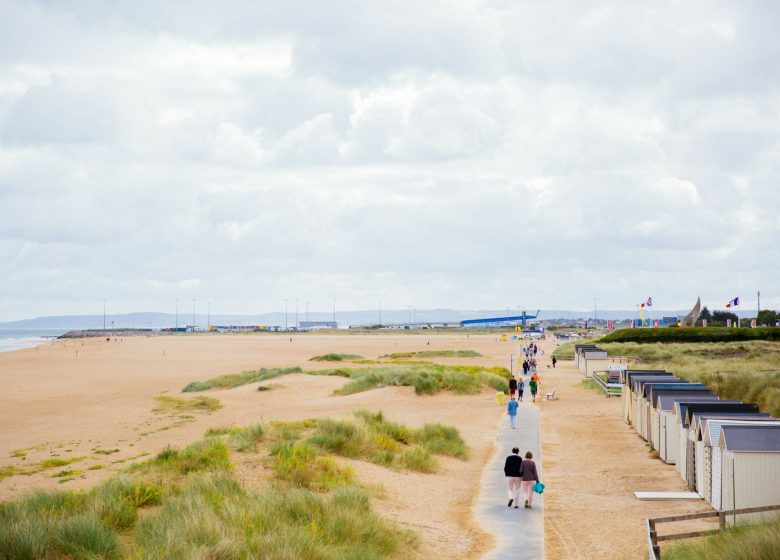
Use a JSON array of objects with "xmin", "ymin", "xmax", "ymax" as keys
[{"xmin": 1, "ymin": 1, "xmax": 778, "ymax": 321}]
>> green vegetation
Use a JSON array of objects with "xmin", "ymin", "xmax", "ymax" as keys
[
  {"xmin": 0, "ymin": 466, "xmax": 17, "ymax": 481},
  {"xmin": 321, "ymin": 363, "xmax": 509, "ymax": 396},
  {"xmin": 39, "ymin": 456, "xmax": 85, "ymax": 469},
  {"xmin": 94, "ymin": 448, "xmax": 120, "ymax": 455},
  {"xmin": 599, "ymin": 327, "xmax": 780, "ymax": 344},
  {"xmin": 182, "ymin": 366, "xmax": 303, "ymax": 392},
  {"xmin": 600, "ymin": 340, "xmax": 780, "ymax": 416},
  {"xmin": 281, "ymin": 411, "xmax": 469, "ymax": 470},
  {"xmin": 153, "ymin": 395, "xmax": 223, "ymax": 414},
  {"xmin": 0, "ymin": 418, "xmax": 423, "ymax": 559},
  {"xmin": 381, "ymin": 349, "xmax": 483, "ymax": 359},
  {"xmin": 664, "ymin": 514, "xmax": 780, "ymax": 560},
  {"xmin": 552, "ymin": 338, "xmax": 597, "ymax": 359},
  {"xmin": 310, "ymin": 353, "xmax": 366, "ymax": 361}
]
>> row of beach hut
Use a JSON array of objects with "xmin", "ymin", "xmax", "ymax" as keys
[
  {"xmin": 574, "ymin": 343, "xmax": 608, "ymax": 375},
  {"xmin": 620, "ymin": 369, "xmax": 780, "ymax": 512}
]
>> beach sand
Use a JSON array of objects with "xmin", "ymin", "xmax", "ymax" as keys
[{"xmin": 0, "ymin": 332, "xmax": 712, "ymax": 559}]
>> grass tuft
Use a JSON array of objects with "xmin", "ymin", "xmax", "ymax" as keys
[
  {"xmin": 381, "ymin": 349, "xmax": 483, "ymax": 359},
  {"xmin": 309, "ymin": 353, "xmax": 366, "ymax": 361},
  {"xmin": 182, "ymin": 366, "xmax": 303, "ymax": 392},
  {"xmin": 664, "ymin": 513, "xmax": 780, "ymax": 560},
  {"xmin": 153, "ymin": 395, "xmax": 223, "ymax": 414}
]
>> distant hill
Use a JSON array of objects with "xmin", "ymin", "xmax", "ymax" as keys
[{"xmin": 0, "ymin": 307, "xmax": 749, "ymax": 329}]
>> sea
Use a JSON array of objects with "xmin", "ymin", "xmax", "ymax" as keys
[{"xmin": 0, "ymin": 329, "xmax": 69, "ymax": 353}]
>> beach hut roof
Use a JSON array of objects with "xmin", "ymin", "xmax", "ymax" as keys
[
  {"xmin": 634, "ymin": 378, "xmax": 683, "ymax": 394},
  {"xmin": 700, "ymin": 417, "xmax": 778, "ymax": 446},
  {"xmin": 645, "ymin": 383, "xmax": 707, "ymax": 400},
  {"xmin": 684, "ymin": 403, "xmax": 758, "ymax": 428},
  {"xmin": 674, "ymin": 398, "xmax": 729, "ymax": 422},
  {"xmin": 720, "ymin": 425, "xmax": 780, "ymax": 452},
  {"xmin": 652, "ymin": 390, "xmax": 713, "ymax": 409},
  {"xmin": 658, "ymin": 394, "xmax": 718, "ymax": 412},
  {"xmin": 625, "ymin": 371, "xmax": 672, "ymax": 384}
]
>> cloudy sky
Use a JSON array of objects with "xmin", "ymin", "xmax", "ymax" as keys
[{"xmin": 0, "ymin": 1, "xmax": 778, "ymax": 320}]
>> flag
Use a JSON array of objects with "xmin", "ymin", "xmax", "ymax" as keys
[
  {"xmin": 646, "ymin": 297, "xmax": 653, "ymax": 307},
  {"xmin": 726, "ymin": 297, "xmax": 740, "ymax": 308}
]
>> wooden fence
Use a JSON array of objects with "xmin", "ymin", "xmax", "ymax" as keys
[{"xmin": 646, "ymin": 504, "xmax": 780, "ymax": 559}]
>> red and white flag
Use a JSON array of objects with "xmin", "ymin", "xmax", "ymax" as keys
[
  {"xmin": 726, "ymin": 297, "xmax": 740, "ymax": 308},
  {"xmin": 640, "ymin": 297, "xmax": 652, "ymax": 308}
]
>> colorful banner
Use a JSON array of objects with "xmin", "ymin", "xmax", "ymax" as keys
[
  {"xmin": 726, "ymin": 319, "xmax": 732, "ymax": 327},
  {"xmin": 653, "ymin": 320, "xmax": 659, "ymax": 328},
  {"xmin": 751, "ymin": 319, "xmax": 756, "ymax": 328},
  {"xmin": 702, "ymin": 319, "xmax": 707, "ymax": 328},
  {"xmin": 608, "ymin": 320, "xmax": 614, "ymax": 331}
]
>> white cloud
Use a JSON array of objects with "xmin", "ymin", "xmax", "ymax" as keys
[{"xmin": 1, "ymin": 0, "xmax": 779, "ymax": 320}]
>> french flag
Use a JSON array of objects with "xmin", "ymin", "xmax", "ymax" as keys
[{"xmin": 726, "ymin": 297, "xmax": 740, "ymax": 308}]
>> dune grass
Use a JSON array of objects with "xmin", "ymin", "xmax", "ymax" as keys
[
  {"xmin": 317, "ymin": 363, "xmax": 509, "ymax": 396},
  {"xmin": 310, "ymin": 353, "xmax": 366, "ymax": 361},
  {"xmin": 600, "ymin": 340, "xmax": 780, "ymax": 416},
  {"xmin": 663, "ymin": 513, "xmax": 780, "ymax": 560},
  {"xmin": 182, "ymin": 366, "xmax": 303, "ymax": 392},
  {"xmin": 552, "ymin": 338, "xmax": 597, "ymax": 359},
  {"xmin": 152, "ymin": 395, "xmax": 223, "ymax": 414},
  {"xmin": 0, "ymin": 420, "xmax": 420, "ymax": 560},
  {"xmin": 381, "ymin": 349, "xmax": 483, "ymax": 359}
]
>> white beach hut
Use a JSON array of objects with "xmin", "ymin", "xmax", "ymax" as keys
[
  {"xmin": 657, "ymin": 395, "xmax": 720, "ymax": 464},
  {"xmin": 699, "ymin": 417, "xmax": 778, "ymax": 506},
  {"xmin": 717, "ymin": 425, "xmax": 780, "ymax": 512},
  {"xmin": 682, "ymin": 403, "xmax": 759, "ymax": 491}
]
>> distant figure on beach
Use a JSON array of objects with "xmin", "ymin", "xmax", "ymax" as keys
[
  {"xmin": 504, "ymin": 447, "xmax": 522, "ymax": 508},
  {"xmin": 517, "ymin": 378, "xmax": 525, "ymax": 401},
  {"xmin": 529, "ymin": 378, "xmax": 538, "ymax": 401},
  {"xmin": 507, "ymin": 397, "xmax": 519, "ymax": 429},
  {"xmin": 522, "ymin": 359, "xmax": 529, "ymax": 376},
  {"xmin": 509, "ymin": 376, "xmax": 517, "ymax": 398},
  {"xmin": 552, "ymin": 356, "xmax": 557, "ymax": 368},
  {"xmin": 520, "ymin": 451, "xmax": 540, "ymax": 509}
]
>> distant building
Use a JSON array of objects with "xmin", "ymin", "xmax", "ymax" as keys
[
  {"xmin": 661, "ymin": 316, "xmax": 679, "ymax": 325},
  {"xmin": 299, "ymin": 321, "xmax": 338, "ymax": 330}
]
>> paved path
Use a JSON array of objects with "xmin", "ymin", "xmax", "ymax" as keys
[{"xmin": 475, "ymin": 399, "xmax": 545, "ymax": 559}]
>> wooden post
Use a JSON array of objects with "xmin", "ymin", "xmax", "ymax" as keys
[{"xmin": 719, "ymin": 511, "xmax": 725, "ymax": 531}]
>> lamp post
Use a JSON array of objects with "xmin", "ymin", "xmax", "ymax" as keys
[
  {"xmin": 175, "ymin": 299, "xmax": 178, "ymax": 329},
  {"xmin": 192, "ymin": 300, "xmax": 196, "ymax": 331},
  {"xmin": 207, "ymin": 301, "xmax": 210, "ymax": 330},
  {"xmin": 285, "ymin": 299, "xmax": 288, "ymax": 331}
]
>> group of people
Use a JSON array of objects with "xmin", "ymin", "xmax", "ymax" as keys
[
  {"xmin": 507, "ymin": 370, "xmax": 540, "ymax": 406},
  {"xmin": 503, "ymin": 448, "xmax": 540, "ymax": 509},
  {"xmin": 502, "ymin": 338, "xmax": 546, "ymax": 511}
]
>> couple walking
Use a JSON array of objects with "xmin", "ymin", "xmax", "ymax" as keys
[{"xmin": 503, "ymin": 448, "xmax": 540, "ymax": 509}]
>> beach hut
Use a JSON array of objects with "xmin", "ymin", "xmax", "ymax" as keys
[
  {"xmin": 641, "ymin": 383, "xmax": 707, "ymax": 442},
  {"xmin": 717, "ymin": 425, "xmax": 780, "ymax": 512},
  {"xmin": 648, "ymin": 388, "xmax": 712, "ymax": 455},
  {"xmin": 622, "ymin": 371, "xmax": 672, "ymax": 423},
  {"xmin": 656, "ymin": 395, "xmax": 720, "ymax": 464},
  {"xmin": 682, "ymin": 403, "xmax": 760, "ymax": 491},
  {"xmin": 577, "ymin": 347, "xmax": 608, "ymax": 376},
  {"xmin": 633, "ymin": 378, "xmax": 687, "ymax": 437},
  {"xmin": 573, "ymin": 344, "xmax": 598, "ymax": 370},
  {"xmin": 675, "ymin": 401, "xmax": 745, "ymax": 481},
  {"xmin": 698, "ymin": 416, "xmax": 777, "ymax": 506}
]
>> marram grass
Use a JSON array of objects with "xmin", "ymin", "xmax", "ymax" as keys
[{"xmin": 0, "ymin": 415, "xmax": 464, "ymax": 558}]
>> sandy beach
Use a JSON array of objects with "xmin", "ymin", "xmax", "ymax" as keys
[{"xmin": 0, "ymin": 332, "xmax": 711, "ymax": 559}]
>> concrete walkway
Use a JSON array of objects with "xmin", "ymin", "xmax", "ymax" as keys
[{"xmin": 475, "ymin": 400, "xmax": 545, "ymax": 559}]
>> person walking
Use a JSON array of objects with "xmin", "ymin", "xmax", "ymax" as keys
[
  {"xmin": 520, "ymin": 451, "xmax": 540, "ymax": 509},
  {"xmin": 522, "ymin": 359, "xmax": 529, "ymax": 376},
  {"xmin": 552, "ymin": 356, "xmax": 557, "ymax": 368},
  {"xmin": 504, "ymin": 447, "xmax": 522, "ymax": 508},
  {"xmin": 517, "ymin": 378, "xmax": 525, "ymax": 401},
  {"xmin": 509, "ymin": 376, "xmax": 518, "ymax": 399},
  {"xmin": 506, "ymin": 396, "xmax": 519, "ymax": 429},
  {"xmin": 529, "ymin": 377, "xmax": 538, "ymax": 402}
]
